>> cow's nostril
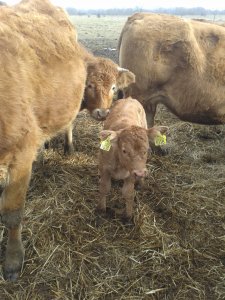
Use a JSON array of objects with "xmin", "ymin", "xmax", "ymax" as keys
[
  {"xmin": 97, "ymin": 109, "xmax": 102, "ymax": 119},
  {"xmin": 133, "ymin": 169, "xmax": 147, "ymax": 178},
  {"xmin": 97, "ymin": 109, "xmax": 109, "ymax": 119}
]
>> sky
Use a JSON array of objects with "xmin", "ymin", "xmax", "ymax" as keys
[{"xmin": 3, "ymin": 0, "xmax": 225, "ymax": 10}]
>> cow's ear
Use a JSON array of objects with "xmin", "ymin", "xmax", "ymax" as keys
[
  {"xmin": 99, "ymin": 130, "xmax": 118, "ymax": 142},
  {"xmin": 147, "ymin": 126, "xmax": 169, "ymax": 144},
  {"xmin": 116, "ymin": 67, "xmax": 135, "ymax": 89}
]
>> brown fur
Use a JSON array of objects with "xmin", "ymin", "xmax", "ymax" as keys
[
  {"xmin": 62, "ymin": 52, "xmax": 136, "ymax": 155},
  {"xmin": 61, "ymin": 44, "xmax": 136, "ymax": 155},
  {"xmin": 0, "ymin": 0, "xmax": 87, "ymax": 281},
  {"xmin": 119, "ymin": 13, "xmax": 225, "ymax": 126},
  {"xmin": 98, "ymin": 97, "xmax": 167, "ymax": 220}
]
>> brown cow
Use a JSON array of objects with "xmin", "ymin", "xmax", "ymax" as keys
[
  {"xmin": 0, "ymin": 0, "xmax": 133, "ymax": 281},
  {"xmin": 118, "ymin": 13, "xmax": 225, "ymax": 127},
  {"xmin": 62, "ymin": 45, "xmax": 135, "ymax": 154},
  {"xmin": 98, "ymin": 97, "xmax": 168, "ymax": 220}
]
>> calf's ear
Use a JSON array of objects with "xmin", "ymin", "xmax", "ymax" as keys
[
  {"xmin": 116, "ymin": 67, "xmax": 135, "ymax": 89},
  {"xmin": 147, "ymin": 126, "xmax": 169, "ymax": 143},
  {"xmin": 99, "ymin": 130, "xmax": 118, "ymax": 142}
]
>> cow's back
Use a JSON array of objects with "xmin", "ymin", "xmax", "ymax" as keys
[
  {"xmin": 0, "ymin": 0, "xmax": 86, "ymax": 155},
  {"xmin": 119, "ymin": 13, "xmax": 225, "ymax": 124},
  {"xmin": 104, "ymin": 97, "xmax": 147, "ymax": 131}
]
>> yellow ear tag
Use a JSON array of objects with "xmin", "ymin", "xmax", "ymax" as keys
[
  {"xmin": 100, "ymin": 136, "xmax": 111, "ymax": 151},
  {"xmin": 154, "ymin": 133, "xmax": 167, "ymax": 146}
]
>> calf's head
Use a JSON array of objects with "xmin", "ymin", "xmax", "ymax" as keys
[
  {"xmin": 100, "ymin": 125, "xmax": 168, "ymax": 178},
  {"xmin": 83, "ymin": 58, "xmax": 135, "ymax": 120}
]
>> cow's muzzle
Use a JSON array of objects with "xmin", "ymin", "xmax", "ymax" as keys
[{"xmin": 92, "ymin": 108, "xmax": 110, "ymax": 121}]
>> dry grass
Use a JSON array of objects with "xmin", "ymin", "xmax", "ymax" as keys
[{"xmin": 1, "ymin": 15, "xmax": 225, "ymax": 300}]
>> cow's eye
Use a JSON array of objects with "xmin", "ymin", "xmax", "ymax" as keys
[
  {"xmin": 122, "ymin": 149, "xmax": 127, "ymax": 154},
  {"xmin": 111, "ymin": 85, "xmax": 117, "ymax": 92},
  {"xmin": 87, "ymin": 84, "xmax": 93, "ymax": 89}
]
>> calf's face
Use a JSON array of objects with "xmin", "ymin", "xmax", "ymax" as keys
[
  {"xmin": 117, "ymin": 127, "xmax": 149, "ymax": 178},
  {"xmin": 84, "ymin": 59, "xmax": 135, "ymax": 120},
  {"xmin": 100, "ymin": 125, "xmax": 168, "ymax": 178}
]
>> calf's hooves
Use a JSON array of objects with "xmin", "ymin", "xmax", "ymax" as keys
[
  {"xmin": 105, "ymin": 207, "xmax": 115, "ymax": 218},
  {"xmin": 121, "ymin": 215, "xmax": 134, "ymax": 226},
  {"xmin": 95, "ymin": 207, "xmax": 115, "ymax": 219}
]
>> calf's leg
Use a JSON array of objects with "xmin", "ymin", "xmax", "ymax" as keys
[
  {"xmin": 97, "ymin": 170, "xmax": 111, "ymax": 213},
  {"xmin": 0, "ymin": 150, "xmax": 34, "ymax": 281},
  {"xmin": 122, "ymin": 176, "xmax": 135, "ymax": 221}
]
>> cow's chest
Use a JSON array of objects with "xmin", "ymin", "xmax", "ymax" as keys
[{"xmin": 111, "ymin": 167, "xmax": 130, "ymax": 180}]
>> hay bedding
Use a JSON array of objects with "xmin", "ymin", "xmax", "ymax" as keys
[{"xmin": 1, "ymin": 26, "xmax": 225, "ymax": 300}]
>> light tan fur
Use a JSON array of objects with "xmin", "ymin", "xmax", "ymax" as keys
[
  {"xmin": 98, "ymin": 97, "xmax": 167, "ymax": 220},
  {"xmin": 0, "ymin": 0, "xmax": 86, "ymax": 281},
  {"xmin": 62, "ymin": 44, "xmax": 136, "ymax": 154},
  {"xmin": 119, "ymin": 13, "xmax": 225, "ymax": 126}
]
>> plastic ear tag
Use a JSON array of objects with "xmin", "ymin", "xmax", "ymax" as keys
[
  {"xmin": 100, "ymin": 136, "xmax": 111, "ymax": 151},
  {"xmin": 154, "ymin": 133, "xmax": 167, "ymax": 146}
]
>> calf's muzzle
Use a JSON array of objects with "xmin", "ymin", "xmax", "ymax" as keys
[{"xmin": 132, "ymin": 168, "xmax": 147, "ymax": 178}]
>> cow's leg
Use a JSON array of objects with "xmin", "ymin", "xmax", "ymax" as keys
[
  {"xmin": 144, "ymin": 102, "xmax": 157, "ymax": 128},
  {"xmin": 145, "ymin": 101, "xmax": 168, "ymax": 155},
  {"xmin": 97, "ymin": 170, "xmax": 111, "ymax": 214},
  {"xmin": 1, "ymin": 152, "xmax": 33, "ymax": 281},
  {"xmin": 64, "ymin": 125, "xmax": 74, "ymax": 155},
  {"xmin": 122, "ymin": 176, "xmax": 135, "ymax": 221}
]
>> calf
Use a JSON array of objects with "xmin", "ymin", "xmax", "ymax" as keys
[{"xmin": 98, "ymin": 97, "xmax": 168, "ymax": 220}]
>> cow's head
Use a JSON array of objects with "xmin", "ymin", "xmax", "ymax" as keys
[
  {"xmin": 82, "ymin": 58, "xmax": 135, "ymax": 120},
  {"xmin": 100, "ymin": 125, "xmax": 168, "ymax": 178}
]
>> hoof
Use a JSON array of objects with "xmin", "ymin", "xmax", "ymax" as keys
[
  {"xmin": 105, "ymin": 207, "xmax": 115, "ymax": 218},
  {"xmin": 95, "ymin": 207, "xmax": 115, "ymax": 219},
  {"xmin": 95, "ymin": 207, "xmax": 106, "ymax": 216},
  {"xmin": 121, "ymin": 215, "xmax": 134, "ymax": 226},
  {"xmin": 64, "ymin": 144, "xmax": 74, "ymax": 156},
  {"xmin": 3, "ymin": 264, "xmax": 21, "ymax": 282},
  {"xmin": 3, "ymin": 240, "xmax": 24, "ymax": 282}
]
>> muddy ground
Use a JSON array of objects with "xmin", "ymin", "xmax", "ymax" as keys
[{"xmin": 1, "ymin": 15, "xmax": 225, "ymax": 300}]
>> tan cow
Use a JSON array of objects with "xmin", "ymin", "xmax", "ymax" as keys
[
  {"xmin": 62, "ymin": 45, "xmax": 135, "ymax": 154},
  {"xmin": 98, "ymin": 97, "xmax": 168, "ymax": 221},
  {"xmin": 0, "ymin": 0, "xmax": 134, "ymax": 281},
  {"xmin": 119, "ymin": 13, "xmax": 225, "ymax": 127}
]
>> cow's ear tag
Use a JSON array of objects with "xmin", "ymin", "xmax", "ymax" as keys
[
  {"xmin": 154, "ymin": 133, "xmax": 167, "ymax": 146},
  {"xmin": 100, "ymin": 136, "xmax": 111, "ymax": 151}
]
